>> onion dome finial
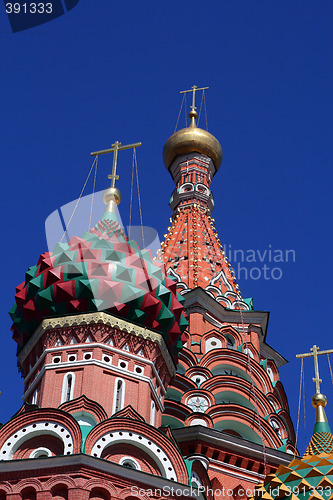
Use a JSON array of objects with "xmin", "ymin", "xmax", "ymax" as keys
[{"xmin": 163, "ymin": 85, "xmax": 223, "ymax": 171}]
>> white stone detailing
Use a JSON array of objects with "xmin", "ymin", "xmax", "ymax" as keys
[
  {"xmin": 119, "ymin": 456, "xmax": 141, "ymax": 470},
  {"xmin": 18, "ymin": 311, "xmax": 176, "ymax": 378},
  {"xmin": 30, "ymin": 447, "xmax": 52, "ymax": 458},
  {"xmin": 190, "ymin": 418, "xmax": 208, "ymax": 427},
  {"xmin": 206, "ymin": 337, "xmax": 222, "ymax": 353},
  {"xmin": 91, "ymin": 430, "xmax": 177, "ymax": 480},
  {"xmin": 61, "ymin": 372, "xmax": 75, "ymax": 403},
  {"xmin": 0, "ymin": 421, "xmax": 74, "ymax": 460}
]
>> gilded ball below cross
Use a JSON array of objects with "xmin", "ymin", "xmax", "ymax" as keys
[{"xmin": 311, "ymin": 393, "xmax": 327, "ymax": 408}]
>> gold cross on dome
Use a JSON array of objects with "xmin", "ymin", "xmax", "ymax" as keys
[
  {"xmin": 180, "ymin": 85, "xmax": 209, "ymax": 113},
  {"xmin": 91, "ymin": 140, "xmax": 142, "ymax": 188},
  {"xmin": 296, "ymin": 345, "xmax": 333, "ymax": 394}
]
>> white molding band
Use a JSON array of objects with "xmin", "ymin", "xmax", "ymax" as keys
[
  {"xmin": 0, "ymin": 421, "xmax": 74, "ymax": 460},
  {"xmin": 18, "ymin": 311, "xmax": 176, "ymax": 377},
  {"xmin": 91, "ymin": 430, "xmax": 177, "ymax": 481},
  {"xmin": 22, "ymin": 359, "xmax": 165, "ymax": 412}
]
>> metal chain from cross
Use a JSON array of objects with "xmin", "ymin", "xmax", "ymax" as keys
[
  {"xmin": 180, "ymin": 85, "xmax": 209, "ymax": 113},
  {"xmin": 296, "ymin": 345, "xmax": 333, "ymax": 393},
  {"xmin": 91, "ymin": 141, "xmax": 142, "ymax": 188}
]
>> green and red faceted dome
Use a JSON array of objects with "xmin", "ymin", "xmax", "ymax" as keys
[{"xmin": 10, "ymin": 216, "xmax": 188, "ymax": 359}]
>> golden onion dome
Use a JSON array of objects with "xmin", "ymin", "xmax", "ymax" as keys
[{"xmin": 163, "ymin": 110, "xmax": 223, "ymax": 170}]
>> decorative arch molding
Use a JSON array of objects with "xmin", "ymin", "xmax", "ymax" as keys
[
  {"xmin": 91, "ymin": 430, "xmax": 175, "ymax": 480},
  {"xmin": 266, "ymin": 392, "xmax": 281, "ymax": 411},
  {"xmin": 59, "ymin": 394, "xmax": 108, "ymax": 424},
  {"xmin": 218, "ymin": 326, "xmax": 243, "ymax": 346},
  {"xmin": 82, "ymin": 479, "xmax": 117, "ymax": 497},
  {"xmin": 179, "ymin": 182, "xmax": 195, "ymax": 194},
  {"xmin": 185, "ymin": 366, "xmax": 213, "ymax": 386},
  {"xmin": 275, "ymin": 409, "xmax": 296, "ymax": 442},
  {"xmin": 117, "ymin": 488, "xmax": 151, "ymax": 500},
  {"xmin": 185, "ymin": 413, "xmax": 213, "ymax": 428},
  {"xmin": 0, "ymin": 420, "xmax": 74, "ymax": 460},
  {"xmin": 0, "ymin": 482, "xmax": 12, "ymax": 494},
  {"xmin": 273, "ymin": 381, "xmax": 290, "ymax": 410},
  {"xmin": 85, "ymin": 418, "xmax": 188, "ymax": 484},
  {"xmin": 188, "ymin": 459, "xmax": 214, "ymax": 500},
  {"xmin": 14, "ymin": 478, "xmax": 43, "ymax": 493},
  {"xmin": 172, "ymin": 373, "xmax": 198, "ymax": 393},
  {"xmin": 200, "ymin": 350, "xmax": 270, "ymax": 393},
  {"xmin": 178, "ymin": 349, "xmax": 198, "ymax": 370},
  {"xmin": 181, "ymin": 389, "xmax": 215, "ymax": 408},
  {"xmin": 0, "ymin": 409, "xmax": 81, "ymax": 460},
  {"xmin": 201, "ymin": 376, "xmax": 273, "ymax": 416},
  {"xmin": 163, "ymin": 400, "xmax": 192, "ymax": 422},
  {"xmin": 208, "ymin": 404, "xmax": 283, "ymax": 448},
  {"xmin": 44, "ymin": 476, "xmax": 76, "ymax": 491}
]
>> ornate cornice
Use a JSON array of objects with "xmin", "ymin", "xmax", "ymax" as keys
[{"xmin": 17, "ymin": 311, "xmax": 176, "ymax": 377}]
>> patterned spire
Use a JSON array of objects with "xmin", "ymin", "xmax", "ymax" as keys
[{"xmin": 161, "ymin": 119, "xmax": 250, "ymax": 310}]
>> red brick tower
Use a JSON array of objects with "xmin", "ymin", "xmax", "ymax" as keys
[{"xmin": 160, "ymin": 89, "xmax": 297, "ymax": 496}]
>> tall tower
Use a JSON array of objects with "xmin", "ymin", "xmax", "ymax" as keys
[
  {"xmin": 160, "ymin": 88, "xmax": 297, "ymax": 495},
  {"xmin": 0, "ymin": 93, "xmax": 298, "ymax": 500}
]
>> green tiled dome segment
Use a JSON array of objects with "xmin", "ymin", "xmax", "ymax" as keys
[{"xmin": 10, "ymin": 217, "xmax": 188, "ymax": 359}]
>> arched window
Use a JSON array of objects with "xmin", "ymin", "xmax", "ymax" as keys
[
  {"xmin": 31, "ymin": 389, "xmax": 38, "ymax": 405},
  {"xmin": 52, "ymin": 486, "xmax": 68, "ymax": 500},
  {"xmin": 21, "ymin": 488, "xmax": 36, "ymax": 500},
  {"xmin": 112, "ymin": 378, "xmax": 125, "ymax": 414},
  {"xmin": 225, "ymin": 335, "xmax": 235, "ymax": 349},
  {"xmin": 30, "ymin": 447, "xmax": 51, "ymax": 458},
  {"xmin": 61, "ymin": 372, "xmax": 75, "ymax": 404},
  {"xmin": 89, "ymin": 488, "xmax": 110, "ymax": 500},
  {"xmin": 119, "ymin": 456, "xmax": 140, "ymax": 470},
  {"xmin": 150, "ymin": 400, "xmax": 156, "ymax": 426}
]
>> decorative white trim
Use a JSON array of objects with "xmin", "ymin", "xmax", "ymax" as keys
[
  {"xmin": 91, "ymin": 430, "xmax": 177, "ymax": 480},
  {"xmin": 119, "ymin": 455, "xmax": 141, "ymax": 470},
  {"xmin": 206, "ymin": 337, "xmax": 222, "ymax": 352},
  {"xmin": 29, "ymin": 447, "xmax": 51, "ymax": 458},
  {"xmin": 18, "ymin": 312, "xmax": 176, "ymax": 378},
  {"xmin": 61, "ymin": 372, "xmax": 75, "ymax": 403},
  {"xmin": 112, "ymin": 378, "xmax": 125, "ymax": 414},
  {"xmin": 24, "ymin": 343, "xmax": 168, "ymax": 394},
  {"xmin": 22, "ymin": 359, "xmax": 165, "ymax": 412},
  {"xmin": 150, "ymin": 400, "xmax": 156, "ymax": 426},
  {"xmin": 0, "ymin": 422, "xmax": 74, "ymax": 460}
]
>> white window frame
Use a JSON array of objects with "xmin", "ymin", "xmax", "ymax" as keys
[
  {"xmin": 112, "ymin": 377, "xmax": 125, "ymax": 414},
  {"xmin": 61, "ymin": 372, "xmax": 75, "ymax": 404},
  {"xmin": 150, "ymin": 400, "xmax": 156, "ymax": 426}
]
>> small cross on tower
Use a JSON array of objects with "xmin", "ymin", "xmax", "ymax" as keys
[
  {"xmin": 296, "ymin": 345, "xmax": 333, "ymax": 393},
  {"xmin": 180, "ymin": 85, "xmax": 209, "ymax": 113},
  {"xmin": 91, "ymin": 140, "xmax": 142, "ymax": 188}
]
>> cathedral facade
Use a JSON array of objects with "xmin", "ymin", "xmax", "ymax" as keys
[{"xmin": 0, "ymin": 97, "xmax": 296, "ymax": 500}]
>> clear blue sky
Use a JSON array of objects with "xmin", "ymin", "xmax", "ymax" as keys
[{"xmin": 0, "ymin": 1, "xmax": 332, "ymax": 455}]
